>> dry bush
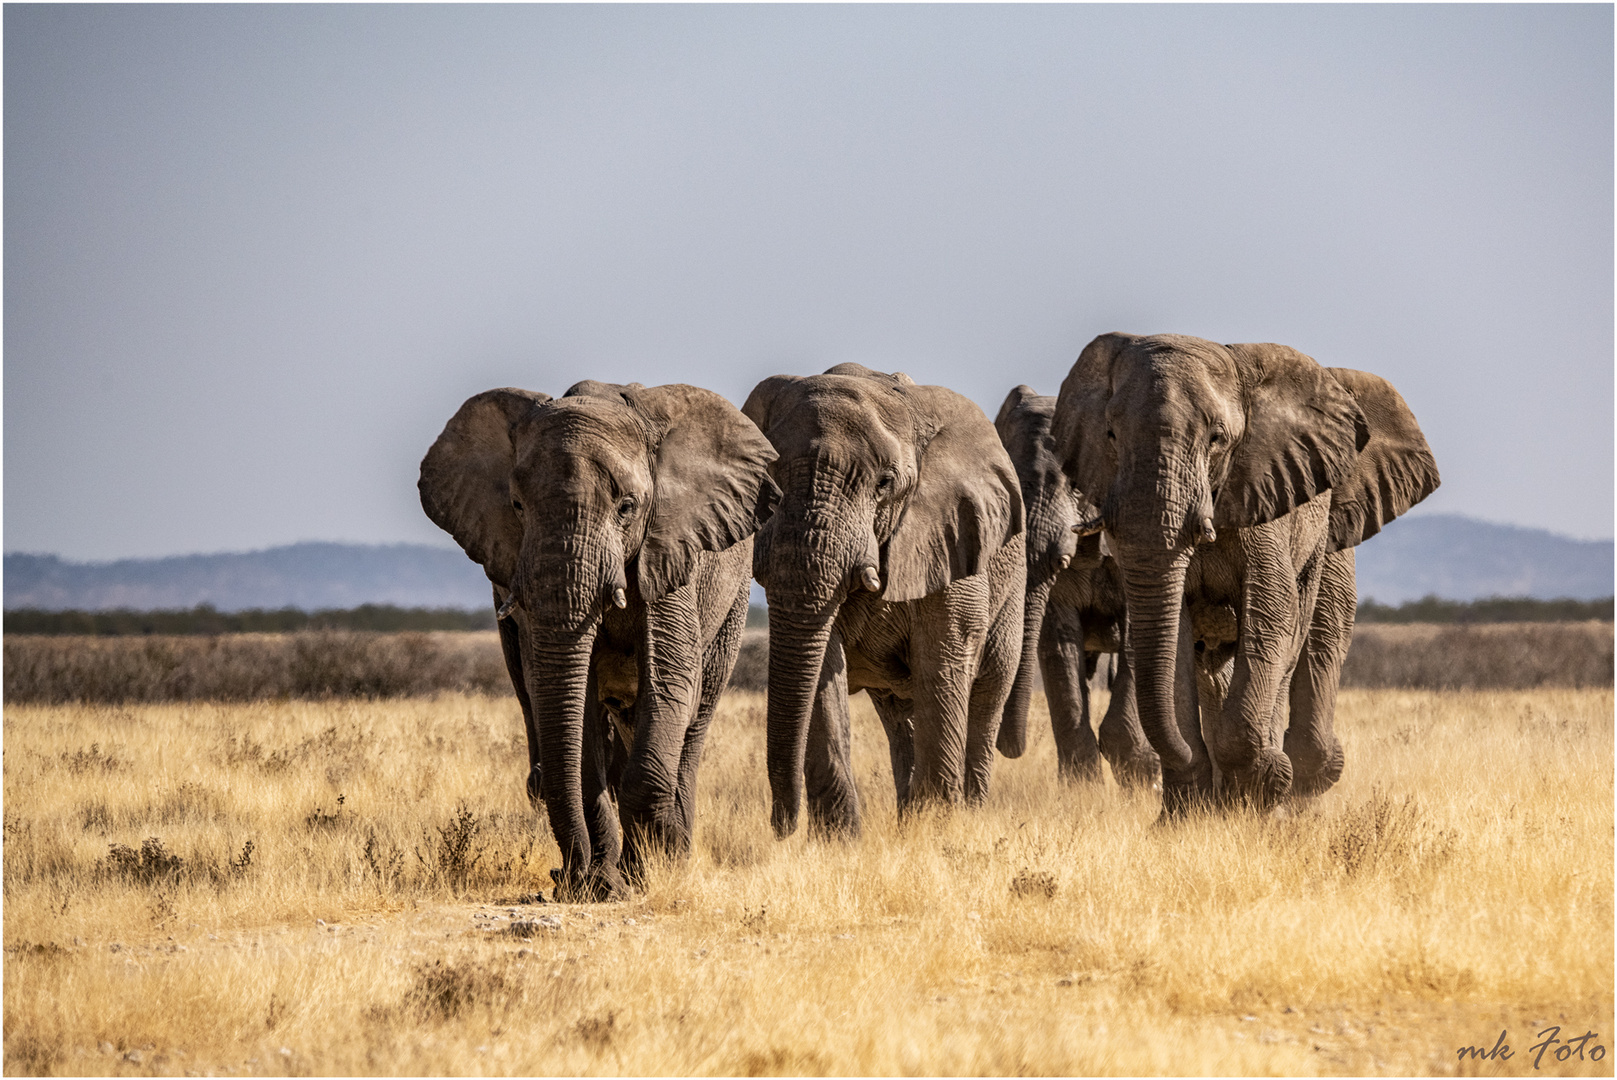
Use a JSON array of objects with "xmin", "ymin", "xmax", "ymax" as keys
[
  {"xmin": 2, "ymin": 631, "xmax": 511, "ymax": 704},
  {"xmin": 1343, "ymin": 620, "xmax": 1613, "ymax": 689},
  {"xmin": 3, "ymin": 686, "xmax": 1610, "ymax": 1076}
]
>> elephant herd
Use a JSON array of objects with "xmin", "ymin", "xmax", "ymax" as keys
[{"xmin": 419, "ymin": 332, "xmax": 1440, "ymax": 900}]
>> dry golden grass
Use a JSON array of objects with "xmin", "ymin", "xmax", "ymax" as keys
[{"xmin": 4, "ymin": 687, "xmax": 1612, "ymax": 1076}]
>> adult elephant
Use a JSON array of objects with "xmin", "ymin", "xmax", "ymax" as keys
[
  {"xmin": 1052, "ymin": 334, "xmax": 1439, "ymax": 814},
  {"xmin": 993, "ymin": 386, "xmax": 1159, "ymax": 787},
  {"xmin": 743, "ymin": 364, "xmax": 1026, "ymax": 838},
  {"xmin": 419, "ymin": 381, "xmax": 779, "ymax": 899}
]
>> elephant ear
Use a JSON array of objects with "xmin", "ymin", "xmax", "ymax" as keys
[
  {"xmin": 1053, "ymin": 333, "xmax": 1134, "ymax": 509},
  {"xmin": 1217, "ymin": 343, "xmax": 1369, "ymax": 531},
  {"xmin": 619, "ymin": 384, "xmax": 780, "ymax": 603},
  {"xmin": 418, "ymin": 388, "xmax": 553, "ymax": 590},
  {"xmin": 883, "ymin": 385, "xmax": 1024, "ymax": 603},
  {"xmin": 1322, "ymin": 368, "xmax": 1441, "ymax": 551}
]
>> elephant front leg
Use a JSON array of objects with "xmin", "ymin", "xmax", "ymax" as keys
[
  {"xmin": 908, "ymin": 581, "xmax": 991, "ymax": 807},
  {"xmin": 672, "ymin": 590, "xmax": 750, "ymax": 844},
  {"xmin": 497, "ymin": 606, "xmax": 543, "ymax": 805},
  {"xmin": 619, "ymin": 589, "xmax": 704, "ymax": 876},
  {"xmin": 1285, "ymin": 548, "xmax": 1354, "ymax": 799},
  {"xmin": 578, "ymin": 674, "xmax": 626, "ymax": 900},
  {"xmin": 1214, "ymin": 542, "xmax": 1303, "ymax": 809},
  {"xmin": 869, "ymin": 692, "xmax": 915, "ymax": 810},
  {"xmin": 804, "ymin": 624, "xmax": 861, "ymax": 837},
  {"xmin": 1039, "ymin": 604, "xmax": 1102, "ymax": 782},
  {"xmin": 1095, "ymin": 647, "xmax": 1161, "ymax": 789},
  {"xmin": 963, "ymin": 592, "xmax": 1021, "ymax": 803}
]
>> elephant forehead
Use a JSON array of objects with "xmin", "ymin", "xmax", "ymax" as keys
[
  {"xmin": 773, "ymin": 382, "xmax": 910, "ymax": 458},
  {"xmin": 512, "ymin": 401, "xmax": 649, "ymax": 479},
  {"xmin": 1113, "ymin": 344, "xmax": 1238, "ymax": 421}
]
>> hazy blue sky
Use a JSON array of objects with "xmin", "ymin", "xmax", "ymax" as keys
[{"xmin": 6, "ymin": 4, "xmax": 1612, "ymax": 561}]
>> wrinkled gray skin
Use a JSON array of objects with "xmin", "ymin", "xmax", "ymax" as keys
[
  {"xmin": 420, "ymin": 381, "xmax": 779, "ymax": 898},
  {"xmin": 744, "ymin": 364, "xmax": 1027, "ymax": 838},
  {"xmin": 1053, "ymin": 334, "xmax": 1440, "ymax": 815},
  {"xmin": 993, "ymin": 386, "xmax": 1159, "ymax": 787}
]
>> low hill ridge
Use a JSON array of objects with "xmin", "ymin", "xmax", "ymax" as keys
[{"xmin": 5, "ymin": 515, "xmax": 1611, "ymax": 611}]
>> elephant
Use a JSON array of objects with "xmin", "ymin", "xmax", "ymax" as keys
[
  {"xmin": 993, "ymin": 386, "xmax": 1159, "ymax": 787},
  {"xmin": 419, "ymin": 380, "xmax": 779, "ymax": 899},
  {"xmin": 1052, "ymin": 334, "xmax": 1439, "ymax": 815},
  {"xmin": 743, "ymin": 364, "xmax": 1027, "ymax": 838}
]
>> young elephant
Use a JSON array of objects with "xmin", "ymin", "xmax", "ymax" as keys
[
  {"xmin": 743, "ymin": 364, "xmax": 1026, "ymax": 838},
  {"xmin": 419, "ymin": 381, "xmax": 779, "ymax": 898},
  {"xmin": 1053, "ymin": 334, "xmax": 1439, "ymax": 814},
  {"xmin": 993, "ymin": 386, "xmax": 1159, "ymax": 787}
]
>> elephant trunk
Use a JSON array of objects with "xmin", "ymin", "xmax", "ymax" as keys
[
  {"xmin": 1117, "ymin": 544, "xmax": 1207, "ymax": 814},
  {"xmin": 763, "ymin": 606, "xmax": 837, "ymax": 838},
  {"xmin": 525, "ymin": 623, "xmax": 600, "ymax": 892},
  {"xmin": 997, "ymin": 573, "xmax": 1055, "ymax": 757}
]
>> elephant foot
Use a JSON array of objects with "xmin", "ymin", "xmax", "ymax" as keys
[
  {"xmin": 770, "ymin": 797, "xmax": 801, "ymax": 840},
  {"xmin": 1220, "ymin": 748, "xmax": 1294, "ymax": 811},
  {"xmin": 550, "ymin": 864, "xmax": 629, "ymax": 903},
  {"xmin": 1056, "ymin": 753, "xmax": 1105, "ymax": 784},
  {"xmin": 1103, "ymin": 752, "xmax": 1162, "ymax": 791},
  {"xmin": 1288, "ymin": 740, "xmax": 1345, "ymax": 799}
]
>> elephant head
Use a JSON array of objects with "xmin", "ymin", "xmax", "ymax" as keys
[
  {"xmin": 743, "ymin": 363, "xmax": 1023, "ymax": 837},
  {"xmin": 419, "ymin": 381, "xmax": 778, "ymax": 886},
  {"xmin": 1052, "ymin": 334, "xmax": 1439, "ymax": 804},
  {"xmin": 991, "ymin": 385, "xmax": 1098, "ymax": 757}
]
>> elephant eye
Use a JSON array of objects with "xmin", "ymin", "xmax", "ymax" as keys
[
  {"xmin": 1106, "ymin": 428, "xmax": 1116, "ymax": 442},
  {"xmin": 617, "ymin": 496, "xmax": 638, "ymax": 519},
  {"xmin": 511, "ymin": 498, "xmax": 524, "ymax": 513},
  {"xmin": 876, "ymin": 472, "xmax": 896, "ymax": 497}
]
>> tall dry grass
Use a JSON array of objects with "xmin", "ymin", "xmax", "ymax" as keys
[{"xmin": 4, "ymin": 684, "xmax": 1611, "ymax": 1076}]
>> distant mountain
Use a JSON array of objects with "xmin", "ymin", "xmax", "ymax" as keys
[
  {"xmin": 4, "ymin": 542, "xmax": 492, "ymax": 612},
  {"xmin": 4, "ymin": 515, "xmax": 1610, "ymax": 612},
  {"xmin": 1354, "ymin": 514, "xmax": 1612, "ymax": 604}
]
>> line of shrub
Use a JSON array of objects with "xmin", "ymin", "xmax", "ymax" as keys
[
  {"xmin": 1355, "ymin": 595, "xmax": 1613, "ymax": 624},
  {"xmin": 2, "ymin": 603, "xmax": 498, "ymax": 636},
  {"xmin": 3, "ymin": 621, "xmax": 1607, "ymax": 704}
]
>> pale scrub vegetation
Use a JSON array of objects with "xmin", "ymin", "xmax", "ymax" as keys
[{"xmin": 4, "ymin": 686, "xmax": 1612, "ymax": 1075}]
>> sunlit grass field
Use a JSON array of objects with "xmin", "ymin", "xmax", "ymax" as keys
[{"xmin": 4, "ymin": 686, "xmax": 1612, "ymax": 1076}]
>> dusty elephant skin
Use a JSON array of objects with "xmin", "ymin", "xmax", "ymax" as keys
[
  {"xmin": 419, "ymin": 381, "xmax": 779, "ymax": 899},
  {"xmin": 743, "ymin": 364, "xmax": 1027, "ymax": 839},
  {"xmin": 993, "ymin": 386, "xmax": 1159, "ymax": 788},
  {"xmin": 1052, "ymin": 334, "xmax": 1440, "ymax": 815}
]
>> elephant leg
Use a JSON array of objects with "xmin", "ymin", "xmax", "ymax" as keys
[
  {"xmin": 1285, "ymin": 548, "xmax": 1354, "ymax": 799},
  {"xmin": 963, "ymin": 594, "xmax": 1020, "ymax": 803},
  {"xmin": 869, "ymin": 692, "xmax": 915, "ymax": 811},
  {"xmin": 804, "ymin": 623, "xmax": 862, "ymax": 837},
  {"xmin": 1095, "ymin": 647, "xmax": 1160, "ymax": 789},
  {"xmin": 1213, "ymin": 541, "xmax": 1302, "ymax": 809},
  {"xmin": 578, "ymin": 666, "xmax": 626, "ymax": 899},
  {"xmin": 1040, "ymin": 603, "xmax": 1101, "ymax": 782},
  {"xmin": 497, "ymin": 601, "xmax": 543, "ymax": 805},
  {"xmin": 672, "ymin": 590, "xmax": 749, "ymax": 845},
  {"xmin": 909, "ymin": 579, "xmax": 991, "ymax": 806},
  {"xmin": 619, "ymin": 589, "xmax": 703, "ymax": 873}
]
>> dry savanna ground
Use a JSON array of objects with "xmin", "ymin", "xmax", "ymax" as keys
[{"xmin": 4, "ymin": 685, "xmax": 1612, "ymax": 1076}]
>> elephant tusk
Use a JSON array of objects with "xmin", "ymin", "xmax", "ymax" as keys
[
  {"xmin": 1058, "ymin": 554, "xmax": 1071, "ymax": 570},
  {"xmin": 496, "ymin": 593, "xmax": 519, "ymax": 620},
  {"xmin": 1072, "ymin": 516, "xmax": 1105, "ymax": 537},
  {"xmin": 860, "ymin": 566, "xmax": 882, "ymax": 593},
  {"xmin": 612, "ymin": 586, "xmax": 627, "ymax": 609},
  {"xmin": 1199, "ymin": 516, "xmax": 1217, "ymax": 544}
]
